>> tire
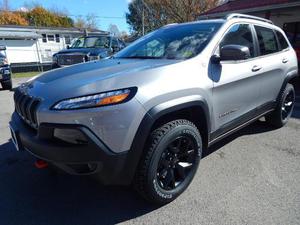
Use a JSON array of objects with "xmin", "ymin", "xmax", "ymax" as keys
[
  {"xmin": 266, "ymin": 83, "xmax": 295, "ymax": 128},
  {"xmin": 1, "ymin": 79, "xmax": 12, "ymax": 90},
  {"xmin": 134, "ymin": 119, "xmax": 202, "ymax": 205}
]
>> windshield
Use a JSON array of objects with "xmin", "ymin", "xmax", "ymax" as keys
[
  {"xmin": 71, "ymin": 36, "xmax": 110, "ymax": 49},
  {"xmin": 115, "ymin": 22, "xmax": 223, "ymax": 60}
]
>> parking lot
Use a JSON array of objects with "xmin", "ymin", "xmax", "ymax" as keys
[{"xmin": 0, "ymin": 78, "xmax": 300, "ymax": 225}]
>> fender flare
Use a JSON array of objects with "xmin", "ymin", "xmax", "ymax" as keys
[
  {"xmin": 121, "ymin": 97, "xmax": 211, "ymax": 185},
  {"xmin": 277, "ymin": 69, "xmax": 298, "ymax": 101}
]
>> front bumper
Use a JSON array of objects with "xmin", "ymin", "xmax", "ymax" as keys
[{"xmin": 9, "ymin": 112, "xmax": 131, "ymax": 185}]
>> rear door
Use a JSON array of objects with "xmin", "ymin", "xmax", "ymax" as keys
[
  {"xmin": 252, "ymin": 26, "xmax": 290, "ymax": 106},
  {"xmin": 210, "ymin": 23, "xmax": 263, "ymax": 135}
]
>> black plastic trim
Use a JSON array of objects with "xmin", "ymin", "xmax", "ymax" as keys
[
  {"xmin": 122, "ymin": 99, "xmax": 211, "ymax": 184},
  {"xmin": 209, "ymin": 101, "xmax": 276, "ymax": 145}
]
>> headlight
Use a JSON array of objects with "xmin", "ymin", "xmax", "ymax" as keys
[
  {"xmin": 0, "ymin": 57, "xmax": 8, "ymax": 65},
  {"xmin": 89, "ymin": 55, "xmax": 100, "ymax": 61},
  {"xmin": 52, "ymin": 88, "xmax": 136, "ymax": 110}
]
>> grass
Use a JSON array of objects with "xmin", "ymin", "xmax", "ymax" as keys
[{"xmin": 12, "ymin": 71, "xmax": 41, "ymax": 78}]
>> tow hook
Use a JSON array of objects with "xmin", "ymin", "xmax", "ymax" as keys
[{"xmin": 35, "ymin": 159, "xmax": 48, "ymax": 169}]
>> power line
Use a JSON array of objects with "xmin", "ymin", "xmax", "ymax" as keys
[{"xmin": 68, "ymin": 15, "xmax": 126, "ymax": 20}]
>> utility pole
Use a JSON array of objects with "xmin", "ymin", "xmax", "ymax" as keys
[
  {"xmin": 141, "ymin": 0, "xmax": 145, "ymax": 36},
  {"xmin": 142, "ymin": 5, "xmax": 145, "ymax": 36},
  {"xmin": 2, "ymin": 0, "xmax": 9, "ymax": 10}
]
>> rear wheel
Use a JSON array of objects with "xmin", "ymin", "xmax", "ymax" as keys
[
  {"xmin": 134, "ymin": 119, "xmax": 202, "ymax": 205},
  {"xmin": 1, "ymin": 79, "xmax": 12, "ymax": 90},
  {"xmin": 266, "ymin": 83, "xmax": 295, "ymax": 128}
]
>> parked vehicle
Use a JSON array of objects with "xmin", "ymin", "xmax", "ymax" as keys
[
  {"xmin": 52, "ymin": 35, "xmax": 126, "ymax": 68},
  {"xmin": 10, "ymin": 14, "xmax": 298, "ymax": 205},
  {"xmin": 0, "ymin": 46, "xmax": 12, "ymax": 90}
]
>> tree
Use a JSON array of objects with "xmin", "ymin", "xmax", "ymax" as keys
[
  {"xmin": 26, "ymin": 6, "xmax": 73, "ymax": 27},
  {"xmin": 126, "ymin": 0, "xmax": 219, "ymax": 35},
  {"xmin": 0, "ymin": 0, "xmax": 9, "ymax": 10},
  {"xmin": 74, "ymin": 14, "xmax": 98, "ymax": 29},
  {"xmin": 0, "ymin": 11, "xmax": 28, "ymax": 25},
  {"xmin": 108, "ymin": 24, "xmax": 120, "ymax": 37}
]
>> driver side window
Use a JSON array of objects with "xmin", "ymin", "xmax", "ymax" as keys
[{"xmin": 220, "ymin": 24, "xmax": 255, "ymax": 58}]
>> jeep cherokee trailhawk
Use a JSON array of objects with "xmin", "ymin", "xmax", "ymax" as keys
[{"xmin": 9, "ymin": 14, "xmax": 298, "ymax": 205}]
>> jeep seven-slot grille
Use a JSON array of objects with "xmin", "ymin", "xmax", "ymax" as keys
[{"xmin": 14, "ymin": 89, "xmax": 40, "ymax": 129}]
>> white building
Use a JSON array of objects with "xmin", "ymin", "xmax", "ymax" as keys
[{"xmin": 0, "ymin": 25, "xmax": 107, "ymax": 70}]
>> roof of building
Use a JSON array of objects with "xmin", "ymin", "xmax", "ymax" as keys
[
  {"xmin": 201, "ymin": 0, "xmax": 300, "ymax": 17},
  {"xmin": 0, "ymin": 24, "xmax": 108, "ymax": 35},
  {"xmin": 0, "ymin": 30, "xmax": 41, "ymax": 39}
]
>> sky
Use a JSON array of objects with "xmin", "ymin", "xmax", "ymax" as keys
[{"xmin": 9, "ymin": 0, "xmax": 132, "ymax": 33}]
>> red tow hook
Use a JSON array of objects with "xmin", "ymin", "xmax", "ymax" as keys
[{"xmin": 35, "ymin": 159, "xmax": 48, "ymax": 169}]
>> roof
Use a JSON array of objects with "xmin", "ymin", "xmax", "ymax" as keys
[
  {"xmin": 201, "ymin": 0, "xmax": 300, "ymax": 17},
  {"xmin": 0, "ymin": 30, "xmax": 41, "ymax": 39},
  {"xmin": 0, "ymin": 24, "xmax": 107, "ymax": 35}
]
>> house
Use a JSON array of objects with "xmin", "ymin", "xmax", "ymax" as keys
[
  {"xmin": 0, "ymin": 25, "xmax": 107, "ymax": 72},
  {"xmin": 199, "ymin": 0, "xmax": 300, "ymax": 60}
]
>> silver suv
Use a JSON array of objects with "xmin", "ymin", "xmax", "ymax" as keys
[{"xmin": 9, "ymin": 14, "xmax": 298, "ymax": 205}]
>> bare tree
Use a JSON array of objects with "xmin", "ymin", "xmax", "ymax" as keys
[
  {"xmin": 1, "ymin": 0, "xmax": 10, "ymax": 10},
  {"xmin": 126, "ymin": 0, "xmax": 219, "ymax": 35},
  {"xmin": 74, "ymin": 13, "xmax": 98, "ymax": 29},
  {"xmin": 108, "ymin": 24, "xmax": 120, "ymax": 37}
]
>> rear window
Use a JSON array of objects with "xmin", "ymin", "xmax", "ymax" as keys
[
  {"xmin": 255, "ymin": 26, "xmax": 279, "ymax": 56},
  {"xmin": 275, "ymin": 30, "xmax": 289, "ymax": 50}
]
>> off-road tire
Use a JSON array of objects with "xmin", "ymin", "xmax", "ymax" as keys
[
  {"xmin": 1, "ymin": 80, "xmax": 12, "ymax": 90},
  {"xmin": 134, "ymin": 119, "xmax": 202, "ymax": 205},
  {"xmin": 266, "ymin": 83, "xmax": 295, "ymax": 128}
]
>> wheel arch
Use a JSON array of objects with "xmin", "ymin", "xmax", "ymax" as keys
[
  {"xmin": 122, "ymin": 97, "xmax": 211, "ymax": 185},
  {"xmin": 277, "ymin": 69, "xmax": 298, "ymax": 101}
]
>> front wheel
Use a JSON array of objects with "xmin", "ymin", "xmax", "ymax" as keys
[
  {"xmin": 1, "ymin": 79, "xmax": 12, "ymax": 90},
  {"xmin": 134, "ymin": 119, "xmax": 202, "ymax": 205},
  {"xmin": 266, "ymin": 83, "xmax": 295, "ymax": 128}
]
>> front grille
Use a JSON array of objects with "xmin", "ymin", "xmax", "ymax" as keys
[
  {"xmin": 14, "ymin": 89, "xmax": 40, "ymax": 129},
  {"xmin": 58, "ymin": 54, "xmax": 85, "ymax": 66}
]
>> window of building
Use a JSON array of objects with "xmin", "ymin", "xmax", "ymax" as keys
[
  {"xmin": 64, "ymin": 36, "xmax": 71, "ymax": 45},
  {"xmin": 283, "ymin": 22, "xmax": 300, "ymax": 48},
  {"xmin": 255, "ymin": 26, "xmax": 279, "ymax": 56},
  {"xmin": 42, "ymin": 34, "xmax": 47, "ymax": 43},
  {"xmin": 55, "ymin": 34, "xmax": 60, "ymax": 43},
  {"xmin": 220, "ymin": 24, "xmax": 255, "ymax": 58},
  {"xmin": 47, "ymin": 34, "xmax": 55, "ymax": 42}
]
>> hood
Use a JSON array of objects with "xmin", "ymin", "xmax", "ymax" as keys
[
  {"xmin": 24, "ymin": 58, "xmax": 179, "ymax": 103},
  {"xmin": 55, "ymin": 48, "xmax": 108, "ymax": 56}
]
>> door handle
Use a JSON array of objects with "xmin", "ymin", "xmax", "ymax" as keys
[
  {"xmin": 252, "ymin": 65, "xmax": 262, "ymax": 72},
  {"xmin": 282, "ymin": 58, "xmax": 289, "ymax": 63}
]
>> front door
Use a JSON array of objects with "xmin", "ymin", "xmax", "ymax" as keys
[{"xmin": 210, "ymin": 23, "xmax": 262, "ymax": 137}]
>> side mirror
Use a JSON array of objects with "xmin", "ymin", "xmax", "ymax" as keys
[
  {"xmin": 66, "ymin": 45, "xmax": 70, "ymax": 49},
  {"xmin": 220, "ymin": 45, "xmax": 251, "ymax": 61},
  {"xmin": 0, "ymin": 45, "xmax": 6, "ymax": 51},
  {"xmin": 211, "ymin": 54, "xmax": 221, "ymax": 64}
]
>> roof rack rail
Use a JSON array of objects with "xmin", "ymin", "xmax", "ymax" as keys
[{"xmin": 226, "ymin": 13, "xmax": 273, "ymax": 24}]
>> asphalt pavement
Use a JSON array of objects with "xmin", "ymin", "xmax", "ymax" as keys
[{"xmin": 0, "ymin": 78, "xmax": 299, "ymax": 225}]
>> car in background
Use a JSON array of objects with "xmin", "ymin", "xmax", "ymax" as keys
[
  {"xmin": 52, "ymin": 35, "xmax": 126, "ymax": 68},
  {"xmin": 0, "ymin": 46, "xmax": 12, "ymax": 90}
]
